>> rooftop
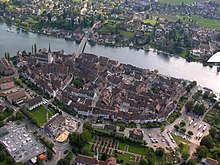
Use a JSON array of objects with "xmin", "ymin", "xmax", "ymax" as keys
[{"xmin": 0, "ymin": 122, "xmax": 45, "ymax": 163}]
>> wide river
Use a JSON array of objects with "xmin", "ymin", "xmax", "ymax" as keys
[{"xmin": 0, "ymin": 22, "xmax": 219, "ymax": 93}]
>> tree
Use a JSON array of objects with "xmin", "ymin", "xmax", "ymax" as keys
[
  {"xmin": 200, "ymin": 135, "xmax": 214, "ymax": 149},
  {"xmin": 0, "ymin": 151, "xmax": 6, "ymax": 161},
  {"xmin": 186, "ymin": 159, "xmax": 196, "ymax": 165},
  {"xmin": 57, "ymin": 159, "xmax": 70, "ymax": 165},
  {"xmin": 193, "ymin": 103, "xmax": 206, "ymax": 116},
  {"xmin": 6, "ymin": 156, "xmax": 14, "ymax": 165},
  {"xmin": 155, "ymin": 147, "xmax": 165, "ymax": 157},
  {"xmin": 178, "ymin": 142, "xmax": 184, "ymax": 150},
  {"xmin": 73, "ymin": 78, "xmax": 83, "ymax": 88},
  {"xmin": 83, "ymin": 121, "xmax": 93, "ymax": 133},
  {"xmin": 187, "ymin": 130, "xmax": 193, "ymax": 136},
  {"xmin": 180, "ymin": 121, "xmax": 186, "ymax": 127},
  {"xmin": 101, "ymin": 153, "xmax": 107, "ymax": 161},
  {"xmin": 209, "ymin": 127, "xmax": 217, "ymax": 138},
  {"xmin": 196, "ymin": 145, "xmax": 208, "ymax": 159},
  {"xmin": 140, "ymin": 158, "xmax": 149, "ymax": 165},
  {"xmin": 46, "ymin": 149, "xmax": 53, "ymax": 160},
  {"xmin": 182, "ymin": 150, "xmax": 190, "ymax": 160},
  {"xmin": 15, "ymin": 111, "xmax": 24, "ymax": 120},
  {"xmin": 185, "ymin": 101, "xmax": 194, "ymax": 112},
  {"xmin": 174, "ymin": 124, "xmax": 180, "ymax": 130}
]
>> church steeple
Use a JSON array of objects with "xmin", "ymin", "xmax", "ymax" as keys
[{"xmin": 48, "ymin": 42, "xmax": 51, "ymax": 53}]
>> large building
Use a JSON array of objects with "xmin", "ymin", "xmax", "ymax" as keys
[
  {"xmin": 0, "ymin": 122, "xmax": 45, "ymax": 163},
  {"xmin": 0, "ymin": 77, "xmax": 14, "ymax": 90},
  {"xmin": 34, "ymin": 43, "xmax": 54, "ymax": 64},
  {"xmin": 129, "ymin": 128, "xmax": 144, "ymax": 140},
  {"xmin": 26, "ymin": 96, "xmax": 44, "ymax": 110},
  {"xmin": 7, "ymin": 90, "xmax": 27, "ymax": 105},
  {"xmin": 75, "ymin": 154, "xmax": 117, "ymax": 165}
]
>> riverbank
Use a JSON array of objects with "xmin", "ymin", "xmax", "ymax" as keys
[
  {"xmin": 0, "ymin": 22, "xmax": 220, "ymax": 93},
  {"xmin": 1, "ymin": 18, "xmax": 214, "ymax": 67}
]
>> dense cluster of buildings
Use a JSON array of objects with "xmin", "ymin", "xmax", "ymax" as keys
[{"xmin": 17, "ymin": 51, "xmax": 187, "ymax": 123}]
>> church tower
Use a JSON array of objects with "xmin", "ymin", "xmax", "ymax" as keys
[{"xmin": 48, "ymin": 42, "xmax": 53, "ymax": 64}]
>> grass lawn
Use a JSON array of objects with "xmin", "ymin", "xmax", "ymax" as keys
[
  {"xmin": 116, "ymin": 153, "xmax": 138, "ymax": 165},
  {"xmin": 99, "ymin": 21, "xmax": 121, "ymax": 34},
  {"xmin": 119, "ymin": 30, "xmax": 134, "ymax": 39},
  {"xmin": 119, "ymin": 142, "xmax": 148, "ymax": 155},
  {"xmin": 30, "ymin": 106, "xmax": 55, "ymax": 126},
  {"xmin": 159, "ymin": 0, "xmax": 194, "ymax": 5},
  {"xmin": 0, "ymin": 161, "xmax": 7, "ymax": 165},
  {"xmin": 171, "ymin": 133, "xmax": 190, "ymax": 145},
  {"xmin": 143, "ymin": 19, "xmax": 157, "ymax": 26},
  {"xmin": 180, "ymin": 16, "xmax": 220, "ymax": 29}
]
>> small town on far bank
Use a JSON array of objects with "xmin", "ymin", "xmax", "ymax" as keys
[
  {"xmin": 1, "ymin": 0, "xmax": 220, "ymax": 66},
  {"xmin": 0, "ymin": 0, "xmax": 220, "ymax": 165}
]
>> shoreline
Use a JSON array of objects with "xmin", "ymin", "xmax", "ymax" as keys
[{"xmin": 1, "ymin": 20, "xmax": 213, "ymax": 67}]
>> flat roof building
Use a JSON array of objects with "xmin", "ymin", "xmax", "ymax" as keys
[{"xmin": 0, "ymin": 122, "xmax": 45, "ymax": 163}]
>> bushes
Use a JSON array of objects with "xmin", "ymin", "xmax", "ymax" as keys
[
  {"xmin": 20, "ymin": 108, "xmax": 40, "ymax": 127},
  {"xmin": 167, "ymin": 111, "xmax": 182, "ymax": 124},
  {"xmin": 38, "ymin": 136, "xmax": 54, "ymax": 151}
]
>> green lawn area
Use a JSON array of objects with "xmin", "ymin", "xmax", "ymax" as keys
[
  {"xmin": 0, "ymin": 160, "xmax": 7, "ymax": 165},
  {"xmin": 119, "ymin": 30, "xmax": 134, "ymax": 39},
  {"xmin": 143, "ymin": 19, "xmax": 157, "ymax": 25},
  {"xmin": 30, "ymin": 106, "xmax": 55, "ymax": 126},
  {"xmin": 171, "ymin": 133, "xmax": 190, "ymax": 145},
  {"xmin": 99, "ymin": 21, "xmax": 121, "ymax": 34},
  {"xmin": 180, "ymin": 16, "xmax": 220, "ymax": 29},
  {"xmin": 116, "ymin": 153, "xmax": 137, "ymax": 165},
  {"xmin": 159, "ymin": 0, "xmax": 194, "ymax": 5},
  {"xmin": 119, "ymin": 142, "xmax": 149, "ymax": 155}
]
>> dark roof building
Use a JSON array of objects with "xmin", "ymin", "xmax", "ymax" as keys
[{"xmin": 26, "ymin": 96, "xmax": 44, "ymax": 110}]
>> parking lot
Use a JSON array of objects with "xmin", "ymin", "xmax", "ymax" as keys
[
  {"xmin": 177, "ymin": 117, "xmax": 210, "ymax": 145},
  {"xmin": 168, "ymin": 114, "xmax": 210, "ymax": 146},
  {"xmin": 142, "ymin": 128, "xmax": 177, "ymax": 152}
]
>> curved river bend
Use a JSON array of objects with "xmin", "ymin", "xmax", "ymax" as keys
[{"xmin": 0, "ymin": 23, "xmax": 219, "ymax": 93}]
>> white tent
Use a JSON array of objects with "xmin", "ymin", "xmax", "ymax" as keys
[{"xmin": 208, "ymin": 52, "xmax": 220, "ymax": 62}]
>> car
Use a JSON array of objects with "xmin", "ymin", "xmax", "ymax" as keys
[
  {"xmin": 161, "ymin": 139, "xmax": 165, "ymax": 142},
  {"xmin": 193, "ymin": 123, "xmax": 197, "ymax": 128},
  {"xmin": 148, "ymin": 134, "xmax": 151, "ymax": 138}
]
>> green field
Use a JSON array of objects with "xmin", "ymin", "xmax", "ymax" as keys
[
  {"xmin": 119, "ymin": 30, "xmax": 134, "ymax": 39},
  {"xmin": 154, "ymin": 13, "xmax": 220, "ymax": 29},
  {"xmin": 159, "ymin": 0, "xmax": 194, "ymax": 5},
  {"xmin": 180, "ymin": 16, "xmax": 220, "ymax": 29},
  {"xmin": 30, "ymin": 106, "xmax": 55, "ymax": 126},
  {"xmin": 143, "ymin": 19, "xmax": 157, "ymax": 25}
]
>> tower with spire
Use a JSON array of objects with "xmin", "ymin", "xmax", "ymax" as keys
[{"xmin": 48, "ymin": 42, "xmax": 53, "ymax": 64}]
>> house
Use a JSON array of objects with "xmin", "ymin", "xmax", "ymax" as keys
[
  {"xmin": 202, "ymin": 158, "xmax": 218, "ymax": 165},
  {"xmin": 7, "ymin": 90, "xmax": 27, "ymax": 105},
  {"xmin": 75, "ymin": 154, "xmax": 117, "ymax": 165},
  {"xmin": 129, "ymin": 128, "xmax": 144, "ymax": 140},
  {"xmin": 26, "ymin": 96, "xmax": 44, "ymax": 110},
  {"xmin": 0, "ymin": 77, "xmax": 14, "ymax": 90},
  {"xmin": 104, "ymin": 124, "xmax": 117, "ymax": 132},
  {"xmin": 44, "ymin": 115, "xmax": 65, "ymax": 137}
]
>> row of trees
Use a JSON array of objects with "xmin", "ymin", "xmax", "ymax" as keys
[{"xmin": 185, "ymin": 100, "xmax": 206, "ymax": 116}]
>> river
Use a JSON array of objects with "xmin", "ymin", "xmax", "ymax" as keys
[{"xmin": 0, "ymin": 22, "xmax": 219, "ymax": 93}]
